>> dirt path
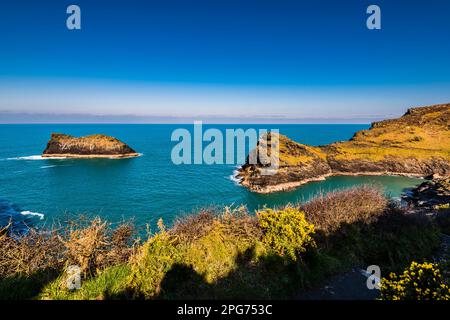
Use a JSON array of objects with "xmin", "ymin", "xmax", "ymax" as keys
[
  {"xmin": 296, "ymin": 233, "xmax": 450, "ymax": 300},
  {"xmin": 295, "ymin": 268, "xmax": 380, "ymax": 300}
]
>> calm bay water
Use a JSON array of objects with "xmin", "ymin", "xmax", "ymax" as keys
[{"xmin": 0, "ymin": 124, "xmax": 423, "ymax": 231}]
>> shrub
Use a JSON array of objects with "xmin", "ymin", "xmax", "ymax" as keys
[
  {"xmin": 320, "ymin": 204, "xmax": 441, "ymax": 270},
  {"xmin": 170, "ymin": 206, "xmax": 261, "ymax": 245},
  {"xmin": 128, "ymin": 209, "xmax": 262, "ymax": 297},
  {"xmin": 170, "ymin": 210, "xmax": 217, "ymax": 244},
  {"xmin": 0, "ymin": 227, "xmax": 64, "ymax": 278},
  {"xmin": 62, "ymin": 218, "xmax": 135, "ymax": 277},
  {"xmin": 380, "ymin": 261, "xmax": 450, "ymax": 300},
  {"xmin": 128, "ymin": 225, "xmax": 183, "ymax": 298},
  {"xmin": 436, "ymin": 208, "xmax": 450, "ymax": 235},
  {"xmin": 183, "ymin": 220, "xmax": 258, "ymax": 284},
  {"xmin": 302, "ymin": 185, "xmax": 388, "ymax": 234},
  {"xmin": 257, "ymin": 207, "xmax": 315, "ymax": 261}
]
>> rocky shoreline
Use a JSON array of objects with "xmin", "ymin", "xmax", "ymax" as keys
[
  {"xmin": 237, "ymin": 171, "xmax": 426, "ymax": 194},
  {"xmin": 403, "ymin": 176, "xmax": 450, "ymax": 210},
  {"xmin": 41, "ymin": 153, "xmax": 140, "ymax": 159}
]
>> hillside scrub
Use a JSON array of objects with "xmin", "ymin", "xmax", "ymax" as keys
[
  {"xmin": 0, "ymin": 185, "xmax": 443, "ymax": 300},
  {"xmin": 302, "ymin": 185, "xmax": 388, "ymax": 235}
]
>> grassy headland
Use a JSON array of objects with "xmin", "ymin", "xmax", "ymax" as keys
[{"xmin": 238, "ymin": 103, "xmax": 450, "ymax": 193}]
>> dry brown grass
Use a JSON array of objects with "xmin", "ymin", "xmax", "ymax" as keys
[
  {"xmin": 0, "ymin": 218, "xmax": 136, "ymax": 280},
  {"xmin": 0, "ymin": 226, "xmax": 64, "ymax": 278},
  {"xmin": 62, "ymin": 218, "xmax": 136, "ymax": 277},
  {"xmin": 302, "ymin": 185, "xmax": 389, "ymax": 234},
  {"xmin": 170, "ymin": 206, "xmax": 262, "ymax": 245}
]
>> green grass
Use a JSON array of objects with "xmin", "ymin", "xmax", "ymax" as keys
[{"xmin": 39, "ymin": 265, "xmax": 131, "ymax": 300}]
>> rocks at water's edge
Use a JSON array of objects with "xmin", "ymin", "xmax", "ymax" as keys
[
  {"xmin": 42, "ymin": 133, "xmax": 139, "ymax": 158},
  {"xmin": 404, "ymin": 176, "xmax": 450, "ymax": 210},
  {"xmin": 237, "ymin": 103, "xmax": 450, "ymax": 193}
]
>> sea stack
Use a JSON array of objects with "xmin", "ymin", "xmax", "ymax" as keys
[{"xmin": 42, "ymin": 133, "xmax": 139, "ymax": 158}]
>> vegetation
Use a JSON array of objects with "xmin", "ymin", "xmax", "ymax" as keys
[
  {"xmin": 329, "ymin": 103, "xmax": 450, "ymax": 162},
  {"xmin": 43, "ymin": 133, "xmax": 137, "ymax": 156},
  {"xmin": 0, "ymin": 186, "xmax": 444, "ymax": 300},
  {"xmin": 0, "ymin": 218, "xmax": 135, "ymax": 299},
  {"xmin": 302, "ymin": 185, "xmax": 388, "ymax": 234},
  {"xmin": 257, "ymin": 207, "xmax": 315, "ymax": 261},
  {"xmin": 276, "ymin": 104, "xmax": 450, "ymax": 166},
  {"xmin": 380, "ymin": 262, "xmax": 450, "ymax": 300}
]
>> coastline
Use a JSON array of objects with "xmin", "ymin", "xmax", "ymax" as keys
[
  {"xmin": 42, "ymin": 153, "xmax": 141, "ymax": 159},
  {"xmin": 238, "ymin": 170, "xmax": 426, "ymax": 194}
]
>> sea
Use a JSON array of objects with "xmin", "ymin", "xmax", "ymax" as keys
[{"xmin": 0, "ymin": 124, "xmax": 423, "ymax": 233}]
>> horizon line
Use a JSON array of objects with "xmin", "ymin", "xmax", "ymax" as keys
[{"xmin": 0, "ymin": 111, "xmax": 387, "ymax": 125}]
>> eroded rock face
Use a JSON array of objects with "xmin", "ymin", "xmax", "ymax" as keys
[
  {"xmin": 238, "ymin": 103, "xmax": 450, "ymax": 193},
  {"xmin": 237, "ymin": 134, "xmax": 332, "ymax": 193},
  {"xmin": 42, "ymin": 133, "xmax": 139, "ymax": 158}
]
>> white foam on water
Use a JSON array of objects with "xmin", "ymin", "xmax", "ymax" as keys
[
  {"xmin": 7, "ymin": 154, "xmax": 142, "ymax": 161},
  {"xmin": 108, "ymin": 153, "xmax": 144, "ymax": 159},
  {"xmin": 7, "ymin": 155, "xmax": 67, "ymax": 160},
  {"xmin": 20, "ymin": 210, "xmax": 45, "ymax": 220},
  {"xmin": 229, "ymin": 166, "xmax": 243, "ymax": 185},
  {"xmin": 40, "ymin": 165, "xmax": 58, "ymax": 169}
]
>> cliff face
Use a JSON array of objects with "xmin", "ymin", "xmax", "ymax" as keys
[
  {"xmin": 238, "ymin": 103, "xmax": 450, "ymax": 193},
  {"xmin": 42, "ymin": 133, "xmax": 139, "ymax": 158},
  {"xmin": 238, "ymin": 134, "xmax": 332, "ymax": 193}
]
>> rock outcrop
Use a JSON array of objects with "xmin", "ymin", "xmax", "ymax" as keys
[
  {"xmin": 42, "ymin": 133, "xmax": 139, "ymax": 158},
  {"xmin": 238, "ymin": 103, "xmax": 450, "ymax": 193},
  {"xmin": 404, "ymin": 177, "xmax": 450, "ymax": 210}
]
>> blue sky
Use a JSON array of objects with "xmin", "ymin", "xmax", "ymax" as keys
[{"xmin": 1, "ymin": 0, "xmax": 449, "ymax": 123}]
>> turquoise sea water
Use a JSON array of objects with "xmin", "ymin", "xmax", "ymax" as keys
[{"xmin": 0, "ymin": 124, "xmax": 423, "ymax": 232}]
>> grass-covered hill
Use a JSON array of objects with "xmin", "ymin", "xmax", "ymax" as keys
[{"xmin": 238, "ymin": 103, "xmax": 450, "ymax": 193}]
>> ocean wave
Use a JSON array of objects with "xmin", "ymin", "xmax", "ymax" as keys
[
  {"xmin": 40, "ymin": 165, "xmax": 58, "ymax": 169},
  {"xmin": 1, "ymin": 198, "xmax": 45, "ymax": 235},
  {"xmin": 229, "ymin": 167, "xmax": 242, "ymax": 185},
  {"xmin": 6, "ymin": 155, "xmax": 67, "ymax": 160},
  {"xmin": 20, "ymin": 210, "xmax": 45, "ymax": 220}
]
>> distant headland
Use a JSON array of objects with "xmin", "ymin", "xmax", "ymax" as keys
[
  {"xmin": 42, "ymin": 133, "xmax": 139, "ymax": 158},
  {"xmin": 238, "ymin": 103, "xmax": 450, "ymax": 193}
]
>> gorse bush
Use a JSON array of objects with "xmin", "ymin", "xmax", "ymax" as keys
[
  {"xmin": 257, "ymin": 207, "xmax": 315, "ymax": 261},
  {"xmin": 380, "ymin": 261, "xmax": 450, "ymax": 300},
  {"xmin": 128, "ymin": 226, "xmax": 182, "ymax": 297},
  {"xmin": 128, "ymin": 209, "xmax": 263, "ymax": 298}
]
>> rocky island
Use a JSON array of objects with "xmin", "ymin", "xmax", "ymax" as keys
[
  {"xmin": 42, "ymin": 133, "xmax": 139, "ymax": 158},
  {"xmin": 238, "ymin": 103, "xmax": 450, "ymax": 193}
]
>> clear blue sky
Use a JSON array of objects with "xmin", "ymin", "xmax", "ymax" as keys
[{"xmin": 1, "ymin": 0, "xmax": 449, "ymax": 123}]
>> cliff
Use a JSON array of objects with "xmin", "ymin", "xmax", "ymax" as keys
[
  {"xmin": 238, "ymin": 103, "xmax": 450, "ymax": 193},
  {"xmin": 42, "ymin": 133, "xmax": 139, "ymax": 158}
]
